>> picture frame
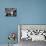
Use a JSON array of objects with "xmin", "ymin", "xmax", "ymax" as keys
[{"xmin": 5, "ymin": 8, "xmax": 17, "ymax": 17}]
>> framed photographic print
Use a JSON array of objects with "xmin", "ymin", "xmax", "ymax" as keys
[
  {"xmin": 5, "ymin": 8, "xmax": 17, "ymax": 16},
  {"xmin": 18, "ymin": 24, "xmax": 46, "ymax": 41}
]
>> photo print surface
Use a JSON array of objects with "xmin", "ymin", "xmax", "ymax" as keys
[{"xmin": 5, "ymin": 8, "xmax": 17, "ymax": 16}]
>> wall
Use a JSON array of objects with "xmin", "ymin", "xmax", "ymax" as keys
[{"xmin": 0, "ymin": 0, "xmax": 46, "ymax": 44}]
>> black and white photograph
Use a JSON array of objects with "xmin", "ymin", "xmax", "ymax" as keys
[{"xmin": 5, "ymin": 8, "xmax": 17, "ymax": 16}]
